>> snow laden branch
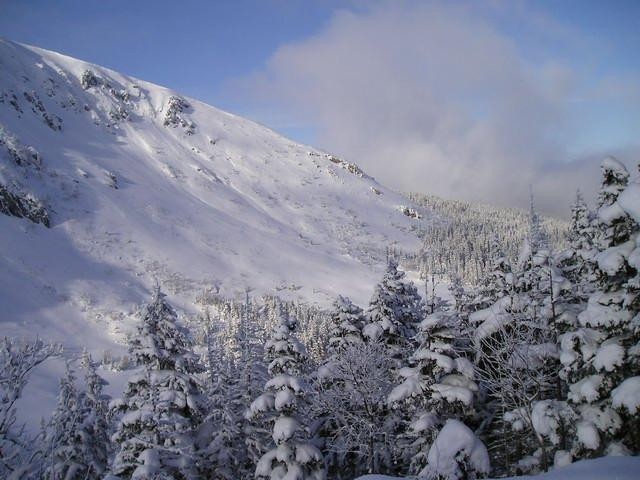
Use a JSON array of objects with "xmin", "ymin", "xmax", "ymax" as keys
[{"xmin": 0, "ymin": 337, "xmax": 62, "ymax": 478}]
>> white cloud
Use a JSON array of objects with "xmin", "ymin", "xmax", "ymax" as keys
[{"xmin": 238, "ymin": 1, "xmax": 639, "ymax": 216}]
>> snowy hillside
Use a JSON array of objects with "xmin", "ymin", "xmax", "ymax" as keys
[{"xmin": 0, "ymin": 38, "xmax": 422, "ymax": 351}]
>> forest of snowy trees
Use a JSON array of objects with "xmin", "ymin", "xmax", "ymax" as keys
[
  {"xmin": 2, "ymin": 156, "xmax": 640, "ymax": 479},
  {"xmin": 407, "ymin": 193, "xmax": 568, "ymax": 285}
]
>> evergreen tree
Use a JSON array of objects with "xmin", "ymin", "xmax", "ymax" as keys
[
  {"xmin": 246, "ymin": 313, "xmax": 324, "ymax": 480},
  {"xmin": 561, "ymin": 157, "xmax": 640, "ymax": 457},
  {"xmin": 388, "ymin": 311, "xmax": 480, "ymax": 475},
  {"xmin": 42, "ymin": 363, "xmax": 85, "ymax": 480},
  {"xmin": 363, "ymin": 258, "xmax": 423, "ymax": 363},
  {"xmin": 327, "ymin": 295, "xmax": 364, "ymax": 352},
  {"xmin": 313, "ymin": 296, "xmax": 364, "ymax": 477},
  {"xmin": 235, "ymin": 296, "xmax": 270, "ymax": 473},
  {"xmin": 77, "ymin": 351, "xmax": 110, "ymax": 478},
  {"xmin": 566, "ymin": 190, "xmax": 598, "ymax": 285},
  {"xmin": 196, "ymin": 315, "xmax": 245, "ymax": 480},
  {"xmin": 555, "ymin": 191, "xmax": 598, "ymax": 334},
  {"xmin": 109, "ymin": 289, "xmax": 204, "ymax": 479},
  {"xmin": 469, "ymin": 236, "xmax": 514, "ymax": 312}
]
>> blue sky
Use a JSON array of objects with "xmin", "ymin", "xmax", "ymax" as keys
[{"xmin": 1, "ymin": 0, "xmax": 639, "ymax": 214}]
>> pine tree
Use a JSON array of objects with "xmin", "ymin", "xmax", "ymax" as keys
[
  {"xmin": 561, "ymin": 157, "xmax": 640, "ymax": 457},
  {"xmin": 196, "ymin": 311, "xmax": 246, "ymax": 479},
  {"xmin": 313, "ymin": 296, "xmax": 364, "ymax": 477},
  {"xmin": 363, "ymin": 258, "xmax": 423, "ymax": 363},
  {"xmin": 235, "ymin": 296, "xmax": 270, "ymax": 473},
  {"xmin": 388, "ymin": 311, "xmax": 480, "ymax": 475},
  {"xmin": 566, "ymin": 190, "xmax": 598, "ymax": 285},
  {"xmin": 42, "ymin": 363, "xmax": 85, "ymax": 480},
  {"xmin": 77, "ymin": 351, "xmax": 110, "ymax": 478},
  {"xmin": 246, "ymin": 313, "xmax": 324, "ymax": 480},
  {"xmin": 469, "ymin": 236, "xmax": 514, "ymax": 312},
  {"xmin": 110, "ymin": 289, "xmax": 204, "ymax": 479},
  {"xmin": 555, "ymin": 191, "xmax": 597, "ymax": 334},
  {"xmin": 327, "ymin": 295, "xmax": 364, "ymax": 352}
]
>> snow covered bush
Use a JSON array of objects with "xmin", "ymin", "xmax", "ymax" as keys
[{"xmin": 419, "ymin": 419, "xmax": 489, "ymax": 480}]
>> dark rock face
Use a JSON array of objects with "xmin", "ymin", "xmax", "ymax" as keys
[
  {"xmin": 0, "ymin": 184, "xmax": 49, "ymax": 227},
  {"xmin": 81, "ymin": 70, "xmax": 101, "ymax": 90},
  {"xmin": 163, "ymin": 96, "xmax": 196, "ymax": 135}
]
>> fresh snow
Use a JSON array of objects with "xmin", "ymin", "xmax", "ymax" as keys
[
  {"xmin": 421, "ymin": 419, "xmax": 490, "ymax": 479},
  {"xmin": 618, "ymin": 184, "xmax": 640, "ymax": 224},
  {"xmin": 355, "ymin": 455, "xmax": 640, "ymax": 480},
  {"xmin": 272, "ymin": 416, "xmax": 300, "ymax": 443},
  {"xmin": 611, "ymin": 376, "xmax": 640, "ymax": 412}
]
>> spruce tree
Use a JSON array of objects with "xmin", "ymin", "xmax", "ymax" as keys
[
  {"xmin": 77, "ymin": 351, "xmax": 110, "ymax": 478},
  {"xmin": 469, "ymin": 236, "xmax": 514, "ymax": 312},
  {"xmin": 388, "ymin": 311, "xmax": 480, "ymax": 475},
  {"xmin": 110, "ymin": 289, "xmax": 204, "ymax": 479},
  {"xmin": 561, "ymin": 157, "xmax": 640, "ymax": 457},
  {"xmin": 246, "ymin": 313, "xmax": 324, "ymax": 480},
  {"xmin": 327, "ymin": 295, "xmax": 364, "ymax": 352},
  {"xmin": 314, "ymin": 296, "xmax": 364, "ymax": 477},
  {"xmin": 42, "ymin": 363, "xmax": 85, "ymax": 480},
  {"xmin": 363, "ymin": 258, "xmax": 423, "ymax": 363}
]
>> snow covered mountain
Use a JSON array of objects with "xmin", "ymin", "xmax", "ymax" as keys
[{"xmin": 0, "ymin": 39, "xmax": 423, "ymax": 352}]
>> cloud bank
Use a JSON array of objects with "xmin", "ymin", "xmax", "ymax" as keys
[{"xmin": 239, "ymin": 2, "xmax": 639, "ymax": 216}]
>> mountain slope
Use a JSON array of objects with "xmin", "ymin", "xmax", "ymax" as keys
[{"xmin": 0, "ymin": 39, "xmax": 423, "ymax": 351}]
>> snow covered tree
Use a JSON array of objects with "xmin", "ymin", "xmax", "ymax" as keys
[
  {"xmin": 468, "ymin": 236, "xmax": 514, "ymax": 312},
  {"xmin": 246, "ymin": 313, "xmax": 324, "ymax": 480},
  {"xmin": 473, "ymin": 304, "xmax": 564, "ymax": 475},
  {"xmin": 561, "ymin": 157, "xmax": 640, "ymax": 457},
  {"xmin": 76, "ymin": 351, "xmax": 110, "ymax": 478},
  {"xmin": 109, "ymin": 288, "xmax": 204, "ymax": 479},
  {"xmin": 0, "ymin": 337, "xmax": 61, "ymax": 479},
  {"xmin": 234, "ymin": 296, "xmax": 271, "ymax": 472},
  {"xmin": 363, "ymin": 258, "xmax": 423, "ymax": 363},
  {"xmin": 313, "ymin": 296, "xmax": 365, "ymax": 476},
  {"xmin": 388, "ymin": 311, "xmax": 480, "ymax": 475},
  {"xmin": 42, "ymin": 363, "xmax": 86, "ymax": 480},
  {"xmin": 562, "ymin": 190, "xmax": 598, "ymax": 289},
  {"xmin": 597, "ymin": 157, "xmax": 630, "ymax": 209},
  {"xmin": 554, "ymin": 191, "xmax": 598, "ymax": 338},
  {"xmin": 195, "ymin": 311, "xmax": 246, "ymax": 479},
  {"xmin": 313, "ymin": 340, "xmax": 394, "ymax": 477},
  {"xmin": 327, "ymin": 295, "xmax": 364, "ymax": 352}
]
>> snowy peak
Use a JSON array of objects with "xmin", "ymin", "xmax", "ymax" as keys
[{"xmin": 0, "ymin": 39, "xmax": 422, "ymax": 347}]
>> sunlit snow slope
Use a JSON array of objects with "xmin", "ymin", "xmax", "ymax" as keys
[{"xmin": 0, "ymin": 39, "xmax": 423, "ymax": 349}]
